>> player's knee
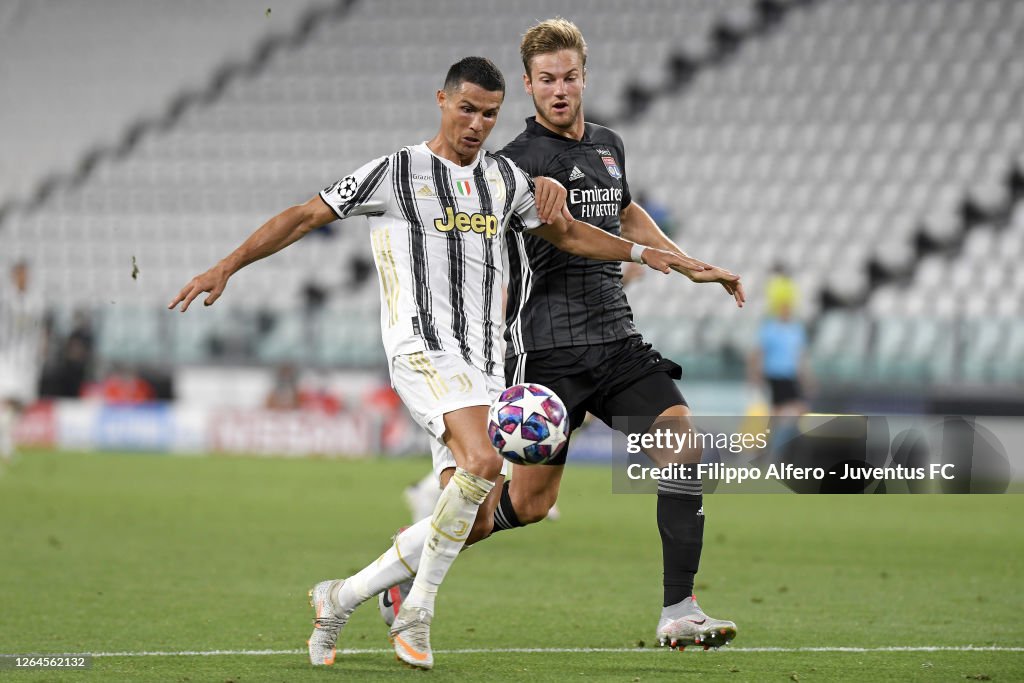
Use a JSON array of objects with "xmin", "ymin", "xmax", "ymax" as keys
[
  {"xmin": 460, "ymin": 450, "xmax": 503, "ymax": 481},
  {"xmin": 650, "ymin": 409, "xmax": 702, "ymax": 465},
  {"xmin": 516, "ymin": 505, "xmax": 547, "ymax": 525}
]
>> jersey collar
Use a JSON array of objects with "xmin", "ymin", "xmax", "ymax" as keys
[
  {"xmin": 524, "ymin": 116, "xmax": 590, "ymax": 143},
  {"xmin": 417, "ymin": 142, "xmax": 485, "ymax": 172}
]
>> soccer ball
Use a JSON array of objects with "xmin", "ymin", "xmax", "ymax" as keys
[{"xmin": 487, "ymin": 383, "xmax": 569, "ymax": 465}]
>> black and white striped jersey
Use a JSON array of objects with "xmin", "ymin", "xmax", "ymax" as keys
[
  {"xmin": 500, "ymin": 117, "xmax": 637, "ymax": 357},
  {"xmin": 319, "ymin": 143, "xmax": 541, "ymax": 377},
  {"xmin": 0, "ymin": 284, "xmax": 45, "ymax": 371}
]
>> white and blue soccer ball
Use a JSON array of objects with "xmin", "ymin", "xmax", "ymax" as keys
[{"xmin": 487, "ymin": 383, "xmax": 569, "ymax": 465}]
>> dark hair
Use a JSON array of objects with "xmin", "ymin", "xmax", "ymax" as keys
[{"xmin": 443, "ymin": 56, "xmax": 505, "ymax": 94}]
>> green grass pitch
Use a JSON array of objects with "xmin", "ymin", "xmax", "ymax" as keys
[{"xmin": 1, "ymin": 450, "xmax": 1022, "ymax": 681}]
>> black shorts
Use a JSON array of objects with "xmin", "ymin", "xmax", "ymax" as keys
[
  {"xmin": 506, "ymin": 336, "xmax": 687, "ymax": 465},
  {"xmin": 767, "ymin": 377, "xmax": 803, "ymax": 406}
]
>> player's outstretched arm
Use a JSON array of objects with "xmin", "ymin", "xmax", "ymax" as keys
[
  {"xmin": 168, "ymin": 195, "xmax": 336, "ymax": 312},
  {"xmin": 530, "ymin": 215, "xmax": 706, "ymax": 276},
  {"xmin": 621, "ymin": 201, "xmax": 745, "ymax": 307}
]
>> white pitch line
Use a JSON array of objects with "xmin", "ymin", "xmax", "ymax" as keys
[{"xmin": 75, "ymin": 645, "xmax": 1024, "ymax": 658}]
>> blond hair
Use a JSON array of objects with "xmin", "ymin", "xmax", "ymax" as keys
[{"xmin": 520, "ymin": 17, "xmax": 587, "ymax": 76}]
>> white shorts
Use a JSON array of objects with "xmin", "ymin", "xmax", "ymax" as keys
[
  {"xmin": 391, "ymin": 351, "xmax": 508, "ymax": 479},
  {"xmin": 0, "ymin": 357, "xmax": 38, "ymax": 404}
]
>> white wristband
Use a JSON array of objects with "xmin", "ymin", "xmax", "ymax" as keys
[{"xmin": 630, "ymin": 243, "xmax": 646, "ymax": 264}]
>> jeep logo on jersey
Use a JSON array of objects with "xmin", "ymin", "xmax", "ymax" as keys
[{"xmin": 434, "ymin": 207, "xmax": 499, "ymax": 238}]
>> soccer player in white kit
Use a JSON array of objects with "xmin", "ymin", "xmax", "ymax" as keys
[
  {"xmin": 0, "ymin": 261, "xmax": 46, "ymax": 461},
  {"xmin": 169, "ymin": 57, "xmax": 707, "ymax": 671}
]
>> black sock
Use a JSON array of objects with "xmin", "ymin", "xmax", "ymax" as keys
[
  {"xmin": 491, "ymin": 480, "xmax": 524, "ymax": 533},
  {"xmin": 657, "ymin": 481, "xmax": 704, "ymax": 607}
]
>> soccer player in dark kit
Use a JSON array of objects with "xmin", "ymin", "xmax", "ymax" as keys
[{"xmin": 494, "ymin": 18, "xmax": 744, "ymax": 649}]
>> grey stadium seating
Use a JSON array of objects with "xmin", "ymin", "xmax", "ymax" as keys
[{"xmin": 3, "ymin": 0, "xmax": 1022, "ymax": 386}]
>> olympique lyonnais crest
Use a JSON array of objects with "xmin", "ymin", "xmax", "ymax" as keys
[{"xmin": 601, "ymin": 154, "xmax": 622, "ymax": 180}]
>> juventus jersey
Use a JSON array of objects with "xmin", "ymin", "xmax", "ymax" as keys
[
  {"xmin": 0, "ymin": 285, "xmax": 45, "ymax": 369},
  {"xmin": 319, "ymin": 143, "xmax": 542, "ymax": 377},
  {"xmin": 500, "ymin": 117, "xmax": 637, "ymax": 356}
]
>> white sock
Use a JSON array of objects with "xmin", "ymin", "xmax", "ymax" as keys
[
  {"xmin": 0, "ymin": 404, "xmax": 14, "ymax": 460},
  {"xmin": 334, "ymin": 517, "xmax": 432, "ymax": 614},
  {"xmin": 402, "ymin": 468, "xmax": 493, "ymax": 615}
]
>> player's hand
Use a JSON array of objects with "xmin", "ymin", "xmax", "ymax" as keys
[
  {"xmin": 640, "ymin": 248, "xmax": 707, "ymax": 276},
  {"xmin": 671, "ymin": 261, "xmax": 746, "ymax": 308},
  {"xmin": 532, "ymin": 176, "xmax": 573, "ymax": 224},
  {"xmin": 168, "ymin": 265, "xmax": 230, "ymax": 312}
]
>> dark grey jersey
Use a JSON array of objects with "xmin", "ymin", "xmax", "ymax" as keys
[{"xmin": 500, "ymin": 117, "xmax": 637, "ymax": 357}]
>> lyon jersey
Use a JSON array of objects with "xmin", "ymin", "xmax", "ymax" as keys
[
  {"xmin": 319, "ymin": 143, "xmax": 542, "ymax": 377},
  {"xmin": 500, "ymin": 117, "xmax": 637, "ymax": 355}
]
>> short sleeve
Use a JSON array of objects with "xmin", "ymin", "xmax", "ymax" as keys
[
  {"xmin": 507, "ymin": 162, "xmax": 543, "ymax": 233},
  {"xmin": 319, "ymin": 155, "xmax": 391, "ymax": 220},
  {"xmin": 616, "ymin": 139, "xmax": 632, "ymax": 208}
]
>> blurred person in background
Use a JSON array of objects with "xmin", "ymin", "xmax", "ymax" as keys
[
  {"xmin": 265, "ymin": 363, "xmax": 302, "ymax": 410},
  {"xmin": 635, "ymin": 189, "xmax": 677, "ymax": 236},
  {"xmin": 0, "ymin": 260, "xmax": 46, "ymax": 461},
  {"xmin": 364, "ymin": 377, "xmax": 415, "ymax": 454},
  {"xmin": 40, "ymin": 308, "xmax": 95, "ymax": 398},
  {"xmin": 266, "ymin": 364, "xmax": 344, "ymax": 413},
  {"xmin": 748, "ymin": 264, "xmax": 812, "ymax": 416}
]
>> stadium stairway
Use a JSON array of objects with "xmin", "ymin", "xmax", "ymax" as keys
[
  {"xmin": 845, "ymin": 160, "xmax": 1024, "ymax": 386},
  {"xmin": 601, "ymin": 0, "xmax": 820, "ymax": 126},
  {"xmin": 0, "ymin": 0, "xmax": 358, "ymax": 228}
]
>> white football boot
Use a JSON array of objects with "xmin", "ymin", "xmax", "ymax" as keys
[
  {"xmin": 389, "ymin": 604, "xmax": 434, "ymax": 670},
  {"xmin": 307, "ymin": 580, "xmax": 349, "ymax": 665},
  {"xmin": 656, "ymin": 595, "xmax": 737, "ymax": 650}
]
